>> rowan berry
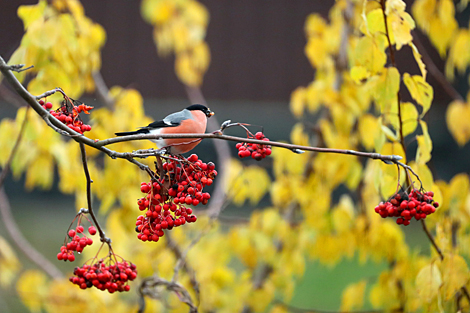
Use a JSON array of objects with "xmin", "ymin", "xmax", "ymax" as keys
[
  {"xmin": 236, "ymin": 131, "xmax": 271, "ymax": 161},
  {"xmin": 373, "ymin": 188, "xmax": 438, "ymax": 226}
]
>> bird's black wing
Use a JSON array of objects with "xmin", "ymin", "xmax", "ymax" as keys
[{"xmin": 145, "ymin": 119, "xmax": 179, "ymax": 128}]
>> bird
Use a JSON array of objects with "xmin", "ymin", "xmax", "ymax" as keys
[{"xmin": 115, "ymin": 104, "xmax": 214, "ymax": 154}]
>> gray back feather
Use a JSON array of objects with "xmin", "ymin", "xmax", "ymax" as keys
[{"xmin": 163, "ymin": 109, "xmax": 193, "ymax": 126}]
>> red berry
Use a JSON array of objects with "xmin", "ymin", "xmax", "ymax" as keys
[
  {"xmin": 76, "ymin": 225, "xmax": 84, "ymax": 233},
  {"xmin": 140, "ymin": 184, "xmax": 150, "ymax": 193},
  {"xmin": 88, "ymin": 226, "xmax": 97, "ymax": 236},
  {"xmin": 255, "ymin": 132, "xmax": 264, "ymax": 140}
]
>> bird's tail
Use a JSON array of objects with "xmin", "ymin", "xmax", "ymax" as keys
[{"xmin": 115, "ymin": 128, "xmax": 149, "ymax": 136}]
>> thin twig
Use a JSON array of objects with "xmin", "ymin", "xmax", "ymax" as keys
[
  {"xmin": 79, "ymin": 142, "xmax": 111, "ymax": 244},
  {"xmin": 6, "ymin": 64, "xmax": 34, "ymax": 73},
  {"xmin": 97, "ymin": 132, "xmax": 402, "ymax": 161},
  {"xmin": 380, "ymin": 0, "xmax": 406, "ymax": 156},
  {"xmin": 166, "ymin": 231, "xmax": 200, "ymax": 302},
  {"xmin": 139, "ymin": 276, "xmax": 198, "ymax": 313},
  {"xmin": 420, "ymin": 220, "xmax": 444, "ymax": 261},
  {"xmin": 0, "ymin": 55, "xmax": 406, "ymax": 173}
]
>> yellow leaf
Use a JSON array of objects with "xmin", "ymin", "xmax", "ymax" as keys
[
  {"xmin": 290, "ymin": 87, "xmax": 306, "ymax": 118},
  {"xmin": 345, "ymin": 158, "xmax": 363, "ymax": 190},
  {"xmin": 401, "ymin": 102, "xmax": 419, "ymax": 136},
  {"xmin": 415, "ymin": 263, "xmax": 442, "ymax": 303},
  {"xmin": 304, "ymin": 13, "xmax": 327, "ymax": 37},
  {"xmin": 446, "ymin": 29, "xmax": 470, "ymax": 79},
  {"xmin": 290, "ymin": 123, "xmax": 309, "ymax": 146},
  {"xmin": 305, "ymin": 81, "xmax": 325, "ymax": 113},
  {"xmin": 387, "ymin": 4, "xmax": 415, "ymax": 50},
  {"xmin": 350, "ymin": 66, "xmax": 370, "ymax": 83},
  {"xmin": 332, "ymin": 195, "xmax": 355, "ymax": 234},
  {"xmin": 380, "ymin": 124, "xmax": 398, "ymax": 142},
  {"xmin": 412, "ymin": 0, "xmax": 436, "ymax": 32},
  {"xmin": 304, "ymin": 37, "xmax": 330, "ymax": 69},
  {"xmin": 353, "ymin": 34, "xmax": 387, "ymax": 75},
  {"xmin": 17, "ymin": 270, "xmax": 49, "ymax": 312},
  {"xmin": 440, "ymin": 254, "xmax": 470, "ymax": 300},
  {"xmin": 341, "ymin": 280, "xmax": 367, "ymax": 311},
  {"xmin": 446, "ymin": 99, "xmax": 470, "ymax": 146},
  {"xmin": 17, "ymin": 0, "xmax": 47, "ymax": 30},
  {"xmin": 225, "ymin": 159, "xmax": 271, "ymax": 206},
  {"xmin": 374, "ymin": 67, "xmax": 400, "ymax": 107},
  {"xmin": 416, "ymin": 120, "xmax": 432, "ymax": 165},
  {"xmin": 403, "ymin": 73, "xmax": 433, "ymax": 116},
  {"xmin": 410, "ymin": 42, "xmax": 427, "ymax": 79},
  {"xmin": 28, "ymin": 16, "xmax": 61, "ymax": 49},
  {"xmin": 0, "ymin": 236, "xmax": 20, "ymax": 287},
  {"xmin": 25, "ymin": 154, "xmax": 54, "ymax": 190},
  {"xmin": 363, "ymin": 9, "xmax": 385, "ymax": 35},
  {"xmin": 413, "ymin": 0, "xmax": 457, "ymax": 55},
  {"xmin": 409, "ymin": 162, "xmax": 434, "ymax": 191}
]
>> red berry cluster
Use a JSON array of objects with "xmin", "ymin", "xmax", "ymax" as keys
[
  {"xmin": 374, "ymin": 190, "xmax": 439, "ymax": 226},
  {"xmin": 236, "ymin": 132, "xmax": 272, "ymax": 161},
  {"xmin": 69, "ymin": 257, "xmax": 137, "ymax": 293},
  {"xmin": 135, "ymin": 154, "xmax": 216, "ymax": 242},
  {"xmin": 58, "ymin": 218, "xmax": 97, "ymax": 262},
  {"xmin": 39, "ymin": 99, "xmax": 93, "ymax": 134}
]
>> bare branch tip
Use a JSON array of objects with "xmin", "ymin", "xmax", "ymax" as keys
[
  {"xmin": 8, "ymin": 64, "xmax": 34, "ymax": 73},
  {"xmin": 220, "ymin": 120, "xmax": 231, "ymax": 131},
  {"xmin": 78, "ymin": 208, "xmax": 89, "ymax": 214},
  {"xmin": 292, "ymin": 148, "xmax": 305, "ymax": 154}
]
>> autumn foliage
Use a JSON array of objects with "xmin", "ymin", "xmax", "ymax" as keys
[{"xmin": 1, "ymin": 0, "xmax": 470, "ymax": 313}]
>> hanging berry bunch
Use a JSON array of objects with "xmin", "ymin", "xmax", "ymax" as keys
[
  {"xmin": 236, "ymin": 131, "xmax": 271, "ymax": 161},
  {"xmin": 40, "ymin": 98, "xmax": 93, "ymax": 134},
  {"xmin": 57, "ymin": 212, "xmax": 97, "ymax": 262},
  {"xmin": 374, "ymin": 189, "xmax": 439, "ymax": 226},
  {"xmin": 69, "ymin": 254, "xmax": 137, "ymax": 293},
  {"xmin": 135, "ymin": 153, "xmax": 217, "ymax": 242}
]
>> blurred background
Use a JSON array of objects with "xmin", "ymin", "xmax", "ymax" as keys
[{"xmin": 1, "ymin": 1, "xmax": 470, "ymax": 312}]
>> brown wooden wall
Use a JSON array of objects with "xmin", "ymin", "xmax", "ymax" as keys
[{"xmin": 0, "ymin": 1, "xmax": 331, "ymax": 101}]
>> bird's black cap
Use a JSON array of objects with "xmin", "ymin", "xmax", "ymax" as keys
[{"xmin": 186, "ymin": 104, "xmax": 214, "ymax": 117}]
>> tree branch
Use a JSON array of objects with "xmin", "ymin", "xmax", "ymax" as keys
[
  {"xmin": 0, "ymin": 187, "xmax": 63, "ymax": 279},
  {"xmin": 79, "ymin": 142, "xmax": 111, "ymax": 244},
  {"xmin": 380, "ymin": 0, "xmax": 406, "ymax": 156}
]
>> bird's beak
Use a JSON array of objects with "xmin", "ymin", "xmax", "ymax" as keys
[{"xmin": 208, "ymin": 110, "xmax": 215, "ymax": 117}]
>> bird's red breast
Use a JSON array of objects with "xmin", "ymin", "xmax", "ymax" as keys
[{"xmin": 159, "ymin": 110, "xmax": 208, "ymax": 154}]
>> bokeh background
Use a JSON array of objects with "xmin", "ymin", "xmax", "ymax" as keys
[{"xmin": 1, "ymin": 1, "xmax": 470, "ymax": 312}]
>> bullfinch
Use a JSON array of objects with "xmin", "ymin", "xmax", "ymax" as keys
[{"xmin": 115, "ymin": 104, "xmax": 214, "ymax": 154}]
